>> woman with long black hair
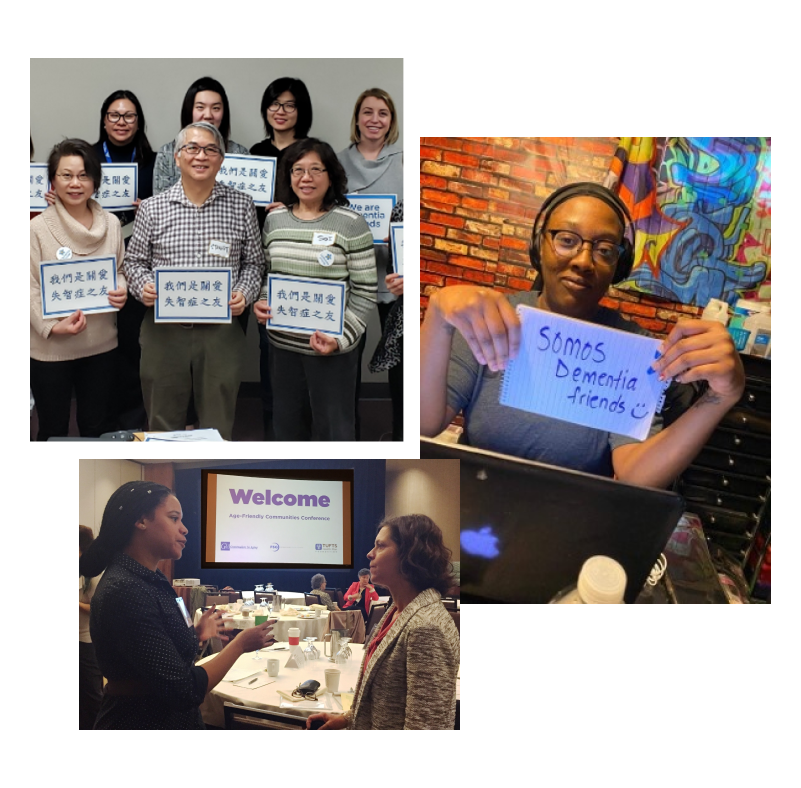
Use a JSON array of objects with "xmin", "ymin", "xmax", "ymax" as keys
[{"xmin": 80, "ymin": 481, "xmax": 274, "ymax": 729}]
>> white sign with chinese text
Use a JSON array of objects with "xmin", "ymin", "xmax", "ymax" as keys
[
  {"xmin": 40, "ymin": 256, "xmax": 119, "ymax": 318},
  {"xmin": 217, "ymin": 154, "xmax": 277, "ymax": 205},
  {"xmin": 265, "ymin": 274, "xmax": 345, "ymax": 338},
  {"xmin": 30, "ymin": 163, "xmax": 49, "ymax": 211},
  {"xmin": 95, "ymin": 163, "xmax": 138, "ymax": 211},
  {"xmin": 345, "ymin": 194, "xmax": 397, "ymax": 243},
  {"xmin": 154, "ymin": 268, "xmax": 232, "ymax": 324}
]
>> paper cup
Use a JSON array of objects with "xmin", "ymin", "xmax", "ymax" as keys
[
  {"xmin": 267, "ymin": 659, "xmax": 279, "ymax": 677},
  {"xmin": 288, "ymin": 627, "xmax": 300, "ymax": 646},
  {"xmin": 324, "ymin": 669, "xmax": 341, "ymax": 693}
]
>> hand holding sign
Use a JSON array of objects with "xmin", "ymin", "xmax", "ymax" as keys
[
  {"xmin": 254, "ymin": 299, "xmax": 272, "ymax": 325},
  {"xmin": 653, "ymin": 318, "xmax": 746, "ymax": 404},
  {"xmin": 229, "ymin": 291, "xmax": 246, "ymax": 317},
  {"xmin": 500, "ymin": 305, "xmax": 670, "ymax": 441},
  {"xmin": 430, "ymin": 285, "xmax": 521, "ymax": 372}
]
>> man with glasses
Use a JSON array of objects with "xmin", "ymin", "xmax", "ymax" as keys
[
  {"xmin": 420, "ymin": 182, "xmax": 745, "ymax": 487},
  {"xmin": 125, "ymin": 122, "xmax": 264, "ymax": 440}
]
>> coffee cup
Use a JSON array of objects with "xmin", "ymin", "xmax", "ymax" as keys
[
  {"xmin": 267, "ymin": 659, "xmax": 279, "ymax": 677},
  {"xmin": 324, "ymin": 669, "xmax": 341, "ymax": 693}
]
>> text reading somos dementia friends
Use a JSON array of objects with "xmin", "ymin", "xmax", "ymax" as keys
[{"xmin": 499, "ymin": 305, "xmax": 669, "ymax": 441}]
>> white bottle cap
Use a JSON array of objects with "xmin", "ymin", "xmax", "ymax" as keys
[{"xmin": 577, "ymin": 556, "xmax": 627, "ymax": 604}]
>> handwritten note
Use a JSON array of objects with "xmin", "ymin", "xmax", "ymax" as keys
[
  {"xmin": 218, "ymin": 154, "xmax": 277, "ymax": 205},
  {"xmin": 345, "ymin": 194, "xmax": 397, "ymax": 243},
  {"xmin": 390, "ymin": 223, "xmax": 403, "ymax": 276},
  {"xmin": 499, "ymin": 305, "xmax": 669, "ymax": 441}
]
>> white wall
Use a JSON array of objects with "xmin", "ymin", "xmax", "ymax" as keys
[
  {"xmin": 79, "ymin": 459, "xmax": 143, "ymax": 534},
  {"xmin": 385, "ymin": 460, "xmax": 460, "ymax": 560}
]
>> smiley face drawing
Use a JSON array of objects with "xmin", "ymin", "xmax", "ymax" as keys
[{"xmin": 630, "ymin": 402, "xmax": 650, "ymax": 419}]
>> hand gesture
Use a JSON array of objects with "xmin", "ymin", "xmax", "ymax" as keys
[
  {"xmin": 107, "ymin": 285, "xmax": 127, "ymax": 310},
  {"xmin": 386, "ymin": 273, "xmax": 404, "ymax": 297},
  {"xmin": 142, "ymin": 281, "xmax": 157, "ymax": 307},
  {"xmin": 431, "ymin": 285, "xmax": 520, "ymax": 372},
  {"xmin": 51, "ymin": 310, "xmax": 87, "ymax": 336},
  {"xmin": 263, "ymin": 202, "xmax": 285, "ymax": 214},
  {"xmin": 254, "ymin": 300, "xmax": 272, "ymax": 325},
  {"xmin": 237, "ymin": 620, "xmax": 275, "ymax": 652},
  {"xmin": 229, "ymin": 291, "xmax": 246, "ymax": 317},
  {"xmin": 306, "ymin": 712, "xmax": 348, "ymax": 730},
  {"xmin": 195, "ymin": 605, "xmax": 224, "ymax": 643},
  {"xmin": 652, "ymin": 319, "xmax": 746, "ymax": 403},
  {"xmin": 310, "ymin": 331, "xmax": 338, "ymax": 355}
]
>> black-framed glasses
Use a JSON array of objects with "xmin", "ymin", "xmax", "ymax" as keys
[
  {"xmin": 268, "ymin": 101, "xmax": 297, "ymax": 113},
  {"xmin": 546, "ymin": 230, "xmax": 623, "ymax": 267},
  {"xmin": 178, "ymin": 143, "xmax": 223, "ymax": 159},
  {"xmin": 106, "ymin": 112, "xmax": 138, "ymax": 124}
]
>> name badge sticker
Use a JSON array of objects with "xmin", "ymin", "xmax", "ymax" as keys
[
  {"xmin": 176, "ymin": 597, "xmax": 193, "ymax": 627},
  {"xmin": 209, "ymin": 240, "xmax": 231, "ymax": 259},
  {"xmin": 313, "ymin": 232, "xmax": 336, "ymax": 246}
]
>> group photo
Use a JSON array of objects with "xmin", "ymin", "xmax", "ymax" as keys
[{"xmin": 30, "ymin": 58, "xmax": 404, "ymax": 443}]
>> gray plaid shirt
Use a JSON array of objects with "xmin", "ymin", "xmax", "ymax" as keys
[{"xmin": 125, "ymin": 180, "xmax": 264, "ymax": 304}]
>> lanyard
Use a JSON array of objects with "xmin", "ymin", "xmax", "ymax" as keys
[{"xmin": 103, "ymin": 141, "xmax": 136, "ymax": 163}]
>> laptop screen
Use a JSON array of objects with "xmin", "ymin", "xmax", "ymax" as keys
[{"xmin": 421, "ymin": 438, "xmax": 685, "ymax": 603}]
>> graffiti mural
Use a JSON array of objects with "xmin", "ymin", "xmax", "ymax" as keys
[{"xmin": 610, "ymin": 137, "xmax": 771, "ymax": 306}]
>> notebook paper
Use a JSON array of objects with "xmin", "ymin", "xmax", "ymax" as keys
[{"xmin": 499, "ymin": 305, "xmax": 670, "ymax": 441}]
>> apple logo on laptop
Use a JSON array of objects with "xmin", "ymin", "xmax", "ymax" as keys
[{"xmin": 460, "ymin": 526, "xmax": 500, "ymax": 559}]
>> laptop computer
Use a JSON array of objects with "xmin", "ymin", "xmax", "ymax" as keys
[{"xmin": 421, "ymin": 438, "xmax": 685, "ymax": 604}]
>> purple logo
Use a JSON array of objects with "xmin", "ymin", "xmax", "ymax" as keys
[
  {"xmin": 315, "ymin": 543, "xmax": 322, "ymax": 550},
  {"xmin": 270, "ymin": 543, "xmax": 279, "ymax": 552},
  {"xmin": 221, "ymin": 542, "xmax": 230, "ymax": 551}
]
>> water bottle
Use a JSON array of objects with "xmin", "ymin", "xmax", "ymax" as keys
[
  {"xmin": 549, "ymin": 556, "xmax": 627, "ymax": 604},
  {"xmin": 701, "ymin": 298, "xmax": 729, "ymax": 326}
]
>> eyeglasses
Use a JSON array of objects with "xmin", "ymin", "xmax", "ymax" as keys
[
  {"xmin": 106, "ymin": 112, "xmax": 138, "ymax": 124},
  {"xmin": 178, "ymin": 143, "xmax": 223, "ymax": 159},
  {"xmin": 290, "ymin": 166, "xmax": 327, "ymax": 178},
  {"xmin": 268, "ymin": 101, "xmax": 297, "ymax": 113},
  {"xmin": 55, "ymin": 172, "xmax": 92, "ymax": 183},
  {"xmin": 546, "ymin": 230, "xmax": 624, "ymax": 267}
]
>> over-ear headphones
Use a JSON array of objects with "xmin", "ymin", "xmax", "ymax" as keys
[{"xmin": 528, "ymin": 182, "xmax": 635, "ymax": 284}]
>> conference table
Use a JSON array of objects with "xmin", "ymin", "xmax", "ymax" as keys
[
  {"xmin": 193, "ymin": 606, "xmax": 331, "ymax": 644},
  {"xmin": 198, "ymin": 644, "xmax": 462, "ymax": 729},
  {"xmin": 198, "ymin": 643, "xmax": 365, "ymax": 728}
]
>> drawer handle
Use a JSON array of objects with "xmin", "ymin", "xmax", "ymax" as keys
[
  {"xmin": 716, "ymin": 496, "xmax": 723, "ymax": 506},
  {"xmin": 722, "ymin": 477, "xmax": 729, "ymax": 487},
  {"xmin": 728, "ymin": 456, "xmax": 735, "ymax": 467},
  {"xmin": 733, "ymin": 436, "xmax": 742, "ymax": 446}
]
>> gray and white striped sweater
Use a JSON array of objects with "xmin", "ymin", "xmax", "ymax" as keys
[{"xmin": 259, "ymin": 206, "xmax": 377, "ymax": 354}]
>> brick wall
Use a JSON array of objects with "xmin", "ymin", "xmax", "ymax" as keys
[{"xmin": 420, "ymin": 137, "xmax": 702, "ymax": 338}]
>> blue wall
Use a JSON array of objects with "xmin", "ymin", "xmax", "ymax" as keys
[{"xmin": 174, "ymin": 459, "xmax": 386, "ymax": 593}]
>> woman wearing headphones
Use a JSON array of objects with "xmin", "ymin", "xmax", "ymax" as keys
[{"xmin": 420, "ymin": 182, "xmax": 745, "ymax": 488}]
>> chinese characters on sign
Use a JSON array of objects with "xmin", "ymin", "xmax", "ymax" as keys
[
  {"xmin": 345, "ymin": 194, "xmax": 397, "ymax": 243},
  {"xmin": 265, "ymin": 274, "xmax": 345, "ymax": 338},
  {"xmin": 217, "ymin": 154, "xmax": 277, "ymax": 206},
  {"xmin": 30, "ymin": 162, "xmax": 138, "ymax": 212},
  {"xmin": 94, "ymin": 163, "xmax": 139, "ymax": 211},
  {"xmin": 39, "ymin": 256, "xmax": 119, "ymax": 318},
  {"xmin": 30, "ymin": 163, "xmax": 49, "ymax": 211},
  {"xmin": 154, "ymin": 269, "xmax": 233, "ymax": 324},
  {"xmin": 390, "ymin": 223, "xmax": 404, "ymax": 276}
]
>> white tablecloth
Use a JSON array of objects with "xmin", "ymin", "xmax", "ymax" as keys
[
  {"xmin": 193, "ymin": 607, "xmax": 329, "ymax": 644},
  {"xmin": 199, "ymin": 643, "xmax": 364, "ymax": 728}
]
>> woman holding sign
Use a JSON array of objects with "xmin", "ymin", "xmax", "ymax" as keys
[
  {"xmin": 30, "ymin": 139, "xmax": 127, "ymax": 441},
  {"xmin": 254, "ymin": 138, "xmax": 377, "ymax": 441},
  {"xmin": 420, "ymin": 182, "xmax": 745, "ymax": 488}
]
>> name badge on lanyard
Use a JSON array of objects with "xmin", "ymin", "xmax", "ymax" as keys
[
  {"xmin": 176, "ymin": 597, "xmax": 193, "ymax": 627},
  {"xmin": 209, "ymin": 240, "xmax": 231, "ymax": 259}
]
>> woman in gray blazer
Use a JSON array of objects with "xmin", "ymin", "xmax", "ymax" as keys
[{"xmin": 308, "ymin": 514, "xmax": 459, "ymax": 730}]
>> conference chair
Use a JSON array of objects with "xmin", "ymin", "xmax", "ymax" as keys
[
  {"xmin": 304, "ymin": 594, "xmax": 318, "ymax": 606},
  {"xmin": 205, "ymin": 594, "xmax": 229, "ymax": 607},
  {"xmin": 223, "ymin": 702, "xmax": 308, "ymax": 730},
  {"xmin": 334, "ymin": 589, "xmax": 345, "ymax": 608},
  {"xmin": 255, "ymin": 592, "xmax": 274, "ymax": 604},
  {"xmin": 364, "ymin": 603, "xmax": 387, "ymax": 644}
]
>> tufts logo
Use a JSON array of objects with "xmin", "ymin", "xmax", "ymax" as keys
[
  {"xmin": 270, "ymin": 543, "xmax": 279, "ymax": 552},
  {"xmin": 315, "ymin": 544, "xmax": 322, "ymax": 550},
  {"xmin": 221, "ymin": 542, "xmax": 230, "ymax": 551}
]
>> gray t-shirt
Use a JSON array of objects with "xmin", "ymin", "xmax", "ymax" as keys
[{"xmin": 446, "ymin": 290, "xmax": 665, "ymax": 477}]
